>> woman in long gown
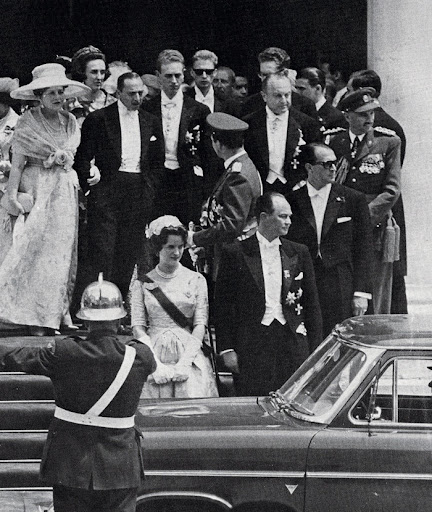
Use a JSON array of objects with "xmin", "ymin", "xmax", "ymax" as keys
[
  {"xmin": 131, "ymin": 216, "xmax": 218, "ymax": 398},
  {"xmin": 0, "ymin": 63, "xmax": 90, "ymax": 335}
]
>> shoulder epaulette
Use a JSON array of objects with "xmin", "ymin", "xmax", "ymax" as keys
[
  {"xmin": 231, "ymin": 161, "xmax": 242, "ymax": 173},
  {"xmin": 374, "ymin": 126, "xmax": 397, "ymax": 137},
  {"xmin": 292, "ymin": 180, "xmax": 307, "ymax": 191},
  {"xmin": 323, "ymin": 126, "xmax": 345, "ymax": 136}
]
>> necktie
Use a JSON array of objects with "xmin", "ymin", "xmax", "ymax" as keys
[
  {"xmin": 271, "ymin": 117, "xmax": 281, "ymax": 133},
  {"xmin": 351, "ymin": 136, "xmax": 360, "ymax": 159}
]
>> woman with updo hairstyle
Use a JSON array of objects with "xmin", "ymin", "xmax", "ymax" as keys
[
  {"xmin": 0, "ymin": 63, "xmax": 90, "ymax": 335},
  {"xmin": 131, "ymin": 215, "xmax": 218, "ymax": 398},
  {"xmin": 68, "ymin": 45, "xmax": 116, "ymax": 122}
]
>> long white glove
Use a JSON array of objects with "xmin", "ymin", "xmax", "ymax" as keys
[
  {"xmin": 138, "ymin": 335, "xmax": 174, "ymax": 385},
  {"xmin": 172, "ymin": 334, "xmax": 202, "ymax": 383}
]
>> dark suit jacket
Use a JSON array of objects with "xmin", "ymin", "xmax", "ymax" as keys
[
  {"xmin": 215, "ymin": 235, "xmax": 322, "ymax": 357},
  {"xmin": 0, "ymin": 332, "xmax": 156, "ymax": 489},
  {"xmin": 141, "ymin": 93, "xmax": 211, "ymax": 180},
  {"xmin": 74, "ymin": 101, "xmax": 164, "ymax": 212},
  {"xmin": 184, "ymin": 87, "xmax": 226, "ymax": 193},
  {"xmin": 185, "ymin": 86, "xmax": 226, "ymax": 113},
  {"xmin": 241, "ymin": 90, "xmax": 319, "ymax": 121},
  {"xmin": 317, "ymin": 100, "xmax": 348, "ymax": 130},
  {"xmin": 288, "ymin": 182, "xmax": 373, "ymax": 295},
  {"xmin": 243, "ymin": 107, "xmax": 322, "ymax": 190}
]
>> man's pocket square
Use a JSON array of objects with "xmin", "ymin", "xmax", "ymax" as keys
[
  {"xmin": 337, "ymin": 216, "xmax": 352, "ymax": 223},
  {"xmin": 150, "ymin": 136, "xmax": 157, "ymax": 141},
  {"xmin": 294, "ymin": 272, "xmax": 303, "ymax": 280}
]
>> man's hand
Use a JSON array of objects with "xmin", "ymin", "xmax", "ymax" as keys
[
  {"xmin": 186, "ymin": 230, "xmax": 195, "ymax": 249},
  {"xmin": 87, "ymin": 165, "xmax": 101, "ymax": 186},
  {"xmin": 221, "ymin": 351, "xmax": 240, "ymax": 374},
  {"xmin": 352, "ymin": 296, "xmax": 368, "ymax": 316}
]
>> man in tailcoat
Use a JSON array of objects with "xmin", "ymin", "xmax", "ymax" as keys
[
  {"xmin": 141, "ymin": 49, "xmax": 211, "ymax": 224},
  {"xmin": 215, "ymin": 192, "xmax": 322, "ymax": 396},
  {"xmin": 74, "ymin": 72, "xmax": 163, "ymax": 301},
  {"xmin": 287, "ymin": 143, "xmax": 373, "ymax": 337},
  {"xmin": 328, "ymin": 87, "xmax": 401, "ymax": 314},
  {"xmin": 0, "ymin": 277, "xmax": 156, "ymax": 511},
  {"xmin": 296, "ymin": 67, "xmax": 348, "ymax": 132},
  {"xmin": 243, "ymin": 71, "xmax": 321, "ymax": 196}
]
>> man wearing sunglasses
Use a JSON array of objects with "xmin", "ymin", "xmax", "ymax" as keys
[
  {"xmin": 287, "ymin": 143, "xmax": 373, "ymax": 337},
  {"xmin": 187, "ymin": 50, "xmax": 219, "ymax": 113}
]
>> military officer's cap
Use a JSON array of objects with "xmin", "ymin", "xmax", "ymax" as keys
[
  {"xmin": 339, "ymin": 87, "xmax": 380, "ymax": 113},
  {"xmin": 207, "ymin": 112, "xmax": 249, "ymax": 132}
]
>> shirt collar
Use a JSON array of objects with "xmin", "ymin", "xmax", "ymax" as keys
[
  {"xmin": 161, "ymin": 89, "xmax": 183, "ymax": 107},
  {"xmin": 349, "ymin": 130, "xmax": 366, "ymax": 143},
  {"xmin": 256, "ymin": 230, "xmax": 281, "ymax": 248},
  {"xmin": 195, "ymin": 85, "xmax": 214, "ymax": 103},
  {"xmin": 266, "ymin": 106, "xmax": 289, "ymax": 122},
  {"xmin": 307, "ymin": 181, "xmax": 332, "ymax": 198},
  {"xmin": 316, "ymin": 96, "xmax": 326, "ymax": 111},
  {"xmin": 118, "ymin": 100, "xmax": 138, "ymax": 117},
  {"xmin": 224, "ymin": 149, "xmax": 246, "ymax": 169}
]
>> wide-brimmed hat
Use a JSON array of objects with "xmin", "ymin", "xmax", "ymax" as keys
[{"xmin": 10, "ymin": 63, "xmax": 91, "ymax": 100}]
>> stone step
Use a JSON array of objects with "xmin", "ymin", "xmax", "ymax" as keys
[
  {"xmin": 0, "ymin": 403, "xmax": 54, "ymax": 431},
  {"xmin": 0, "ymin": 432, "xmax": 46, "ymax": 460},
  {"xmin": 0, "ymin": 374, "xmax": 53, "ymax": 401}
]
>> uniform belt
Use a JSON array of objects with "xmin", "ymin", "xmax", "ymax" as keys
[{"xmin": 54, "ymin": 406, "xmax": 135, "ymax": 429}]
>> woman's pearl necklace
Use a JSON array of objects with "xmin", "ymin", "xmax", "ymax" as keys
[{"xmin": 155, "ymin": 264, "xmax": 180, "ymax": 279}]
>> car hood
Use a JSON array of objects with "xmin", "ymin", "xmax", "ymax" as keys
[{"xmin": 136, "ymin": 396, "xmax": 314, "ymax": 430}]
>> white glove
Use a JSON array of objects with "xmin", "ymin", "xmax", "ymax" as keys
[
  {"xmin": 138, "ymin": 334, "xmax": 175, "ymax": 385},
  {"xmin": 87, "ymin": 164, "xmax": 101, "ymax": 186},
  {"xmin": 172, "ymin": 363, "xmax": 190, "ymax": 382}
]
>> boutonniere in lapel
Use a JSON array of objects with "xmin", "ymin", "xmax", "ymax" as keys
[
  {"xmin": 335, "ymin": 196, "xmax": 346, "ymax": 203},
  {"xmin": 185, "ymin": 124, "xmax": 201, "ymax": 156},
  {"xmin": 292, "ymin": 129, "xmax": 306, "ymax": 170}
]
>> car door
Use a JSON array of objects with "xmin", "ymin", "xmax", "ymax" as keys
[{"xmin": 304, "ymin": 353, "xmax": 432, "ymax": 512}]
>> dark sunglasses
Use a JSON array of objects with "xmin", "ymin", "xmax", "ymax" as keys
[
  {"xmin": 314, "ymin": 160, "xmax": 337, "ymax": 170},
  {"xmin": 193, "ymin": 68, "xmax": 215, "ymax": 76}
]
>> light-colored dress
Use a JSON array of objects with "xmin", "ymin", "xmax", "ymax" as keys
[
  {"xmin": 131, "ymin": 264, "xmax": 218, "ymax": 398},
  {"xmin": 0, "ymin": 107, "xmax": 80, "ymax": 329}
]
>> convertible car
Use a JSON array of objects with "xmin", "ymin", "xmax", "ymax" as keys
[{"xmin": 1, "ymin": 314, "xmax": 432, "ymax": 511}]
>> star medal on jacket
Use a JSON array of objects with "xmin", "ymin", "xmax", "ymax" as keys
[{"xmin": 208, "ymin": 196, "xmax": 223, "ymax": 225}]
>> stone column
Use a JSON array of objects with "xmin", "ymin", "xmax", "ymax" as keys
[{"xmin": 368, "ymin": 0, "xmax": 432, "ymax": 311}]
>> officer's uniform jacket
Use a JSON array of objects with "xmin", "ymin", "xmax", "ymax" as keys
[
  {"xmin": 328, "ymin": 127, "xmax": 401, "ymax": 226},
  {"xmin": 0, "ymin": 331, "xmax": 156, "ymax": 490},
  {"xmin": 193, "ymin": 152, "xmax": 262, "ymax": 248}
]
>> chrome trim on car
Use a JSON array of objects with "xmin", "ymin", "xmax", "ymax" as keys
[
  {"xmin": 308, "ymin": 471, "xmax": 432, "ymax": 480},
  {"xmin": 0, "ymin": 430, "xmax": 48, "ymax": 433},
  {"xmin": 0, "ymin": 487, "xmax": 51, "ymax": 490},
  {"xmin": 0, "ymin": 459, "xmax": 40, "ymax": 463},
  {"xmin": 0, "ymin": 400, "xmax": 54, "ymax": 404},
  {"xmin": 137, "ymin": 491, "xmax": 232, "ymax": 509},
  {"xmin": 146, "ymin": 470, "xmax": 304, "ymax": 478}
]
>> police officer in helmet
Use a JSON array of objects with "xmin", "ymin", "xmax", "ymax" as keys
[{"xmin": 0, "ymin": 274, "xmax": 156, "ymax": 511}]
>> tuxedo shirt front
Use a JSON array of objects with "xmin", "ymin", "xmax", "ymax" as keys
[
  {"xmin": 266, "ymin": 106, "xmax": 288, "ymax": 184},
  {"xmin": 161, "ymin": 90, "xmax": 183, "ymax": 169},
  {"xmin": 118, "ymin": 101, "xmax": 141, "ymax": 173},
  {"xmin": 256, "ymin": 231, "xmax": 286, "ymax": 326}
]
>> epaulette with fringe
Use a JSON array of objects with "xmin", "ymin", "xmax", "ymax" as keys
[
  {"xmin": 374, "ymin": 126, "xmax": 397, "ymax": 137},
  {"xmin": 322, "ymin": 126, "xmax": 346, "ymax": 136}
]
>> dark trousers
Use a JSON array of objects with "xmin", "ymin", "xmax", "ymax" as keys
[
  {"xmin": 155, "ymin": 167, "xmax": 203, "ymax": 225},
  {"xmin": 53, "ymin": 484, "xmax": 137, "ymax": 512},
  {"xmin": 86, "ymin": 173, "xmax": 146, "ymax": 301},
  {"xmin": 314, "ymin": 258, "xmax": 353, "ymax": 338},
  {"xmin": 236, "ymin": 320, "xmax": 307, "ymax": 396}
]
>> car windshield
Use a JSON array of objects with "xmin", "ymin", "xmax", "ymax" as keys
[{"xmin": 278, "ymin": 336, "xmax": 369, "ymax": 421}]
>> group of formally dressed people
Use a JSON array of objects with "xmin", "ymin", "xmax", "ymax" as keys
[{"xmin": 0, "ymin": 44, "xmax": 406, "ymax": 399}]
